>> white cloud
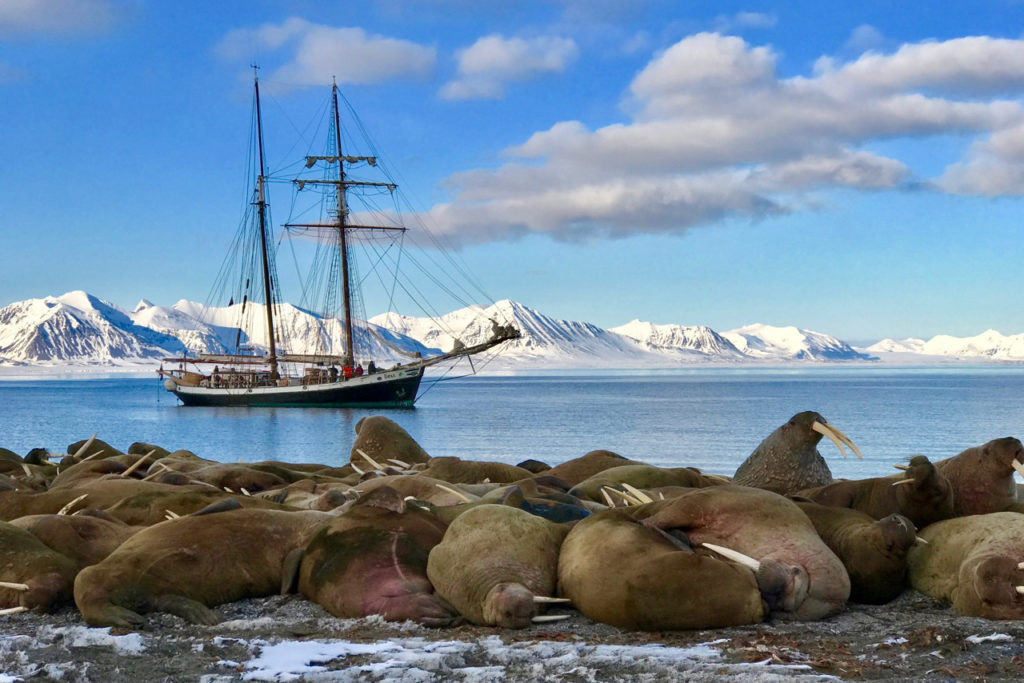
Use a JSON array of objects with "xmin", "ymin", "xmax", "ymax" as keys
[
  {"xmin": 217, "ymin": 18, "xmax": 436, "ymax": 92},
  {"xmin": 413, "ymin": 32, "xmax": 1024, "ymax": 244},
  {"xmin": 440, "ymin": 34, "xmax": 578, "ymax": 100},
  {"xmin": 0, "ymin": 0, "xmax": 117, "ymax": 36},
  {"xmin": 842, "ymin": 24, "xmax": 885, "ymax": 54}
]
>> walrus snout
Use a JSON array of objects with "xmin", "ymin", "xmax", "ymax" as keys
[
  {"xmin": 755, "ymin": 560, "xmax": 809, "ymax": 613},
  {"xmin": 483, "ymin": 583, "xmax": 537, "ymax": 629}
]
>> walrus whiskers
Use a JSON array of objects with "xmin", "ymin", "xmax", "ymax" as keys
[
  {"xmin": 57, "ymin": 494, "xmax": 88, "ymax": 516},
  {"xmin": 811, "ymin": 421, "xmax": 848, "ymax": 458},
  {"xmin": 70, "ymin": 433, "xmax": 98, "ymax": 460},
  {"xmin": 435, "ymin": 483, "xmax": 473, "ymax": 504},
  {"xmin": 0, "ymin": 607, "xmax": 28, "ymax": 616},
  {"xmin": 0, "ymin": 582, "xmax": 30, "ymax": 592},
  {"xmin": 621, "ymin": 482, "xmax": 654, "ymax": 504},
  {"xmin": 531, "ymin": 614, "xmax": 571, "ymax": 623},
  {"xmin": 356, "ymin": 449, "xmax": 384, "ymax": 471},
  {"xmin": 533, "ymin": 596, "xmax": 571, "ymax": 603},
  {"xmin": 701, "ymin": 542, "xmax": 761, "ymax": 571},
  {"xmin": 891, "ymin": 478, "xmax": 917, "ymax": 487}
]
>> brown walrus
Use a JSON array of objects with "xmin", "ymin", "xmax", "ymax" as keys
[
  {"xmin": 569, "ymin": 464, "xmax": 725, "ymax": 504},
  {"xmin": 416, "ymin": 457, "xmax": 535, "ymax": 485},
  {"xmin": 74, "ymin": 507, "xmax": 330, "ymax": 627},
  {"xmin": 350, "ymin": 416, "xmax": 432, "ymax": 469},
  {"xmin": 557, "ymin": 506, "xmax": 766, "ymax": 630},
  {"xmin": 298, "ymin": 486, "xmax": 456, "ymax": 626},
  {"xmin": 794, "ymin": 455, "xmax": 955, "ymax": 529},
  {"xmin": 908, "ymin": 511, "xmax": 1024, "ymax": 619},
  {"xmin": 0, "ymin": 521, "xmax": 79, "ymax": 612},
  {"xmin": 543, "ymin": 450, "xmax": 634, "ymax": 487},
  {"xmin": 934, "ymin": 437, "xmax": 1024, "ymax": 516},
  {"xmin": 793, "ymin": 500, "xmax": 917, "ymax": 604},
  {"xmin": 732, "ymin": 411, "xmax": 861, "ymax": 495},
  {"xmin": 9, "ymin": 510, "xmax": 140, "ymax": 568},
  {"xmin": 427, "ymin": 504, "xmax": 569, "ymax": 628},
  {"xmin": 634, "ymin": 485, "xmax": 850, "ymax": 620}
]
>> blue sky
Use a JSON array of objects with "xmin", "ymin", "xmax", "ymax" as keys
[{"xmin": 4, "ymin": 1, "xmax": 1024, "ymax": 343}]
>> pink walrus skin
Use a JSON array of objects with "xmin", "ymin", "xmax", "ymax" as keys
[{"xmin": 298, "ymin": 486, "xmax": 457, "ymax": 626}]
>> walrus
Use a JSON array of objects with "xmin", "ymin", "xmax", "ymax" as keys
[
  {"xmin": 352, "ymin": 474, "xmax": 482, "ymax": 507},
  {"xmin": 794, "ymin": 455, "xmax": 955, "ymax": 529},
  {"xmin": 733, "ymin": 411, "xmax": 862, "ymax": 495},
  {"xmin": 934, "ymin": 437, "xmax": 1024, "ymax": 516},
  {"xmin": 908, "ymin": 511, "xmax": 1024, "ymax": 619},
  {"xmin": 298, "ymin": 486, "xmax": 456, "ymax": 626},
  {"xmin": 9, "ymin": 510, "xmax": 140, "ymax": 568},
  {"xmin": 427, "ymin": 505, "xmax": 570, "ymax": 628},
  {"xmin": 0, "ymin": 521, "xmax": 79, "ymax": 613},
  {"xmin": 569, "ymin": 464, "xmax": 725, "ymax": 504},
  {"xmin": 416, "ymin": 457, "xmax": 535, "ymax": 485},
  {"xmin": 350, "ymin": 416, "xmax": 432, "ymax": 468},
  {"xmin": 544, "ymin": 450, "xmax": 635, "ymax": 487},
  {"xmin": 557, "ymin": 506, "xmax": 766, "ymax": 630},
  {"xmin": 634, "ymin": 485, "xmax": 850, "ymax": 620},
  {"xmin": 74, "ymin": 507, "xmax": 331, "ymax": 627},
  {"xmin": 793, "ymin": 500, "xmax": 917, "ymax": 604}
]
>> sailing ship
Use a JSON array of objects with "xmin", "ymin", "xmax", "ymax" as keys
[{"xmin": 159, "ymin": 71, "xmax": 518, "ymax": 407}]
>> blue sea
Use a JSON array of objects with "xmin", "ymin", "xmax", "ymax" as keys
[{"xmin": 1, "ymin": 367, "xmax": 1023, "ymax": 479}]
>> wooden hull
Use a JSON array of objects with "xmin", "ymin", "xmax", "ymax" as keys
[{"xmin": 166, "ymin": 367, "xmax": 423, "ymax": 407}]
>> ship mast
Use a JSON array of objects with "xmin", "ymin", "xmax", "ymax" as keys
[
  {"xmin": 332, "ymin": 82, "xmax": 356, "ymax": 368},
  {"xmin": 253, "ymin": 68, "xmax": 279, "ymax": 379}
]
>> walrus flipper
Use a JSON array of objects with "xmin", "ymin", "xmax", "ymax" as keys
[
  {"xmin": 280, "ymin": 548, "xmax": 304, "ymax": 595},
  {"xmin": 190, "ymin": 498, "xmax": 243, "ymax": 517},
  {"xmin": 153, "ymin": 594, "xmax": 221, "ymax": 625}
]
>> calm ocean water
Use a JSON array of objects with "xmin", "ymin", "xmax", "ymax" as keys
[{"xmin": 1, "ymin": 367, "xmax": 1023, "ymax": 479}]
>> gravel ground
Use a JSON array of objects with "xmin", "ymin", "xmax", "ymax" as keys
[{"xmin": 0, "ymin": 590, "xmax": 1022, "ymax": 681}]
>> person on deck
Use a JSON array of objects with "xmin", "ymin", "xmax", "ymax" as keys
[
  {"xmin": 355, "ymin": 364, "xmax": 364, "ymax": 377},
  {"xmin": 343, "ymin": 366, "xmax": 353, "ymax": 380}
]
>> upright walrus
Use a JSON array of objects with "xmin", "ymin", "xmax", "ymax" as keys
[
  {"xmin": 934, "ymin": 437, "xmax": 1024, "ymax": 516},
  {"xmin": 427, "ymin": 504, "xmax": 569, "ymax": 628},
  {"xmin": 558, "ymin": 507, "xmax": 766, "ymax": 630},
  {"xmin": 74, "ymin": 507, "xmax": 331, "ymax": 627},
  {"xmin": 733, "ymin": 411, "xmax": 861, "ymax": 495},
  {"xmin": 908, "ymin": 511, "xmax": 1024, "ymax": 619},
  {"xmin": 350, "ymin": 416, "xmax": 432, "ymax": 468}
]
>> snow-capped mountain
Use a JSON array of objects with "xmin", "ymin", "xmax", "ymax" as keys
[
  {"xmin": 722, "ymin": 323, "xmax": 873, "ymax": 361},
  {"xmin": 868, "ymin": 329, "xmax": 1024, "ymax": 359},
  {"xmin": 610, "ymin": 320, "xmax": 745, "ymax": 359}
]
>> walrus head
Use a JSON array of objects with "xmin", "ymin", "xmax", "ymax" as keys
[
  {"xmin": 955, "ymin": 554, "xmax": 1024, "ymax": 620},
  {"xmin": 700, "ymin": 543, "xmax": 810, "ymax": 614},
  {"xmin": 482, "ymin": 583, "xmax": 536, "ymax": 629},
  {"xmin": 982, "ymin": 437, "xmax": 1024, "ymax": 478}
]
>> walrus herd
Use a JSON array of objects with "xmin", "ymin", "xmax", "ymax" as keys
[{"xmin": 0, "ymin": 411, "xmax": 1023, "ymax": 632}]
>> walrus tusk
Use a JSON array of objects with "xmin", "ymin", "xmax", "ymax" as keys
[
  {"xmin": 891, "ymin": 478, "xmax": 916, "ymax": 487},
  {"xmin": 356, "ymin": 449, "xmax": 384, "ymax": 471},
  {"xmin": 387, "ymin": 458, "xmax": 411, "ymax": 469},
  {"xmin": 1016, "ymin": 586, "xmax": 1024, "ymax": 595},
  {"xmin": 350, "ymin": 463, "xmax": 365, "ymax": 475},
  {"xmin": 826, "ymin": 424, "xmax": 863, "ymax": 459},
  {"xmin": 70, "ymin": 433, "xmax": 97, "ymax": 460},
  {"xmin": 916, "ymin": 537, "xmax": 929, "ymax": 545},
  {"xmin": 57, "ymin": 494, "xmax": 88, "ymax": 516},
  {"xmin": 531, "ymin": 614, "xmax": 571, "ymax": 623},
  {"xmin": 120, "ymin": 451, "xmax": 156, "ymax": 478},
  {"xmin": 1018, "ymin": 561, "xmax": 1024, "ymax": 570},
  {"xmin": 600, "ymin": 488, "xmax": 617, "ymax": 508},
  {"xmin": 0, "ymin": 607, "xmax": 28, "ymax": 616},
  {"xmin": 621, "ymin": 482, "xmax": 654, "ymax": 504},
  {"xmin": 811, "ymin": 421, "xmax": 847, "ymax": 458},
  {"xmin": 240, "ymin": 488, "xmax": 251, "ymax": 496},
  {"xmin": 893, "ymin": 464, "xmax": 909, "ymax": 471},
  {"xmin": 81, "ymin": 449, "xmax": 105, "ymax": 462},
  {"xmin": 435, "ymin": 483, "xmax": 473, "ymax": 504},
  {"xmin": 533, "ymin": 596, "xmax": 572, "ymax": 603},
  {"xmin": 20, "ymin": 464, "xmax": 31, "ymax": 478},
  {"xmin": 603, "ymin": 486, "xmax": 641, "ymax": 506},
  {"xmin": 1012, "ymin": 459, "xmax": 1024, "ymax": 481},
  {"xmin": 0, "ymin": 582, "xmax": 29, "ymax": 592},
  {"xmin": 701, "ymin": 542, "xmax": 761, "ymax": 571}
]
